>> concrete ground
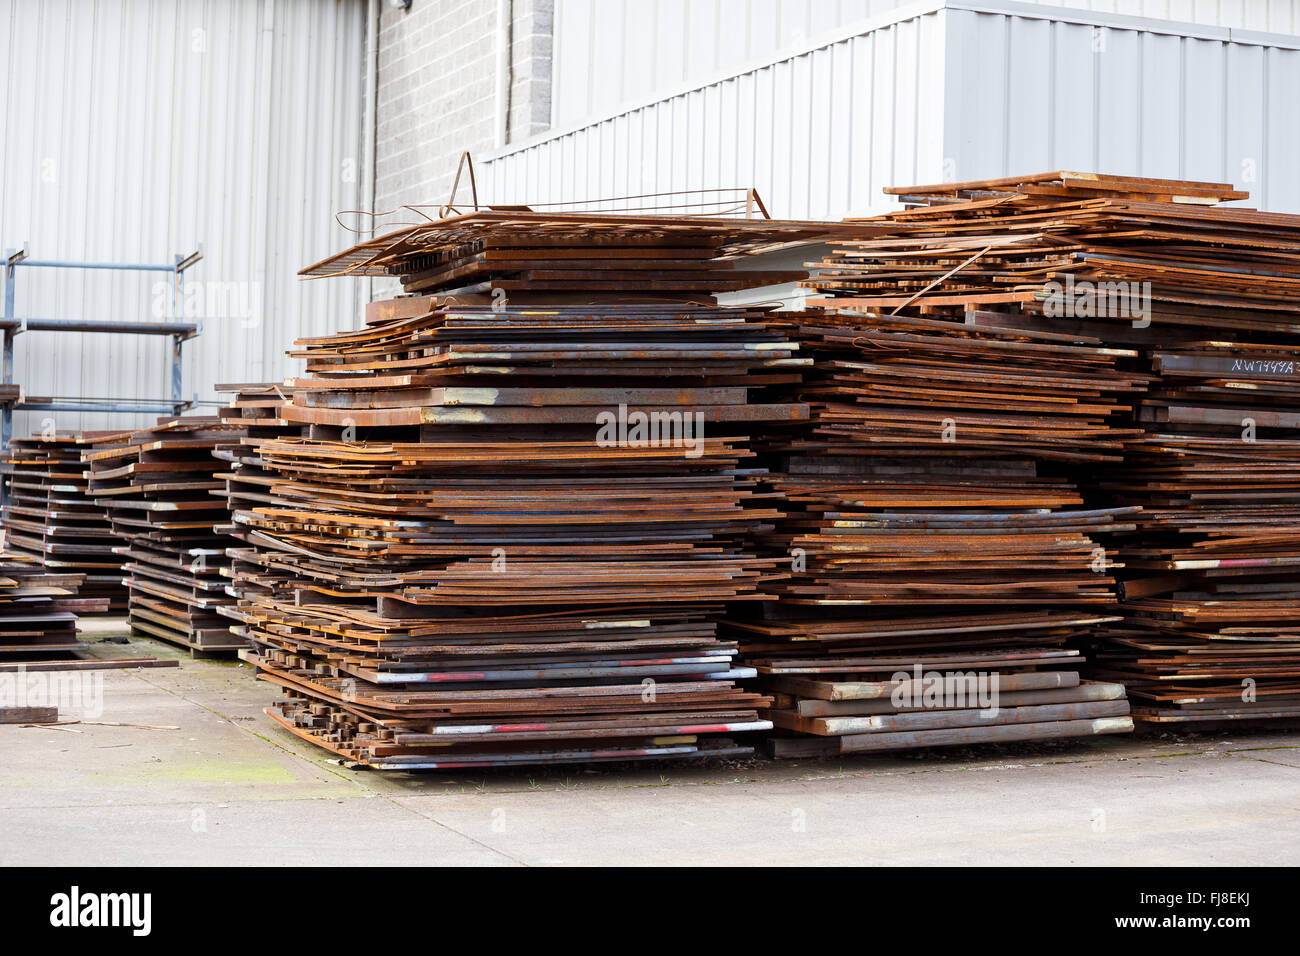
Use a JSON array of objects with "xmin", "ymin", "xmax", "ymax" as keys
[{"xmin": 3, "ymin": 618, "xmax": 1299, "ymax": 866}]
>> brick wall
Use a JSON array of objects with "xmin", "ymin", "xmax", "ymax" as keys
[{"xmin": 374, "ymin": 0, "xmax": 553, "ymax": 218}]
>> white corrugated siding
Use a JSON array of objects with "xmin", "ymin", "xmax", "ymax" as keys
[
  {"xmin": 552, "ymin": 0, "xmax": 910, "ymax": 127},
  {"xmin": 491, "ymin": 6, "xmax": 951, "ymax": 219},
  {"xmin": 943, "ymin": 5, "xmax": 1300, "ymax": 212},
  {"xmin": 1020, "ymin": 0, "xmax": 1300, "ymax": 33},
  {"xmin": 490, "ymin": 1, "xmax": 1300, "ymax": 219},
  {"xmin": 552, "ymin": 0, "xmax": 1300, "ymax": 130},
  {"xmin": 0, "ymin": 0, "xmax": 366, "ymax": 435}
]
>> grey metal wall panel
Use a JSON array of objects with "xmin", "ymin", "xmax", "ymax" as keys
[
  {"xmin": 489, "ymin": 6, "xmax": 950, "ymax": 219},
  {"xmin": 552, "ymin": 0, "xmax": 903, "ymax": 127},
  {"xmin": 503, "ymin": 1, "xmax": 1300, "ymax": 225},
  {"xmin": 1, "ymin": 0, "xmax": 366, "ymax": 436},
  {"xmin": 551, "ymin": 0, "xmax": 1300, "ymax": 131},
  {"xmin": 943, "ymin": 6, "xmax": 1300, "ymax": 212}
]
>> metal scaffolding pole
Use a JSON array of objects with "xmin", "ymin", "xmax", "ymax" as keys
[
  {"xmin": 0, "ymin": 240, "xmax": 202, "ymax": 447},
  {"xmin": 0, "ymin": 245, "xmax": 204, "ymax": 506}
]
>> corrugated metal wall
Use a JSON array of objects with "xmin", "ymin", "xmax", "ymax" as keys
[
  {"xmin": 552, "ymin": 0, "xmax": 903, "ymax": 127},
  {"xmin": 944, "ymin": 5, "xmax": 1300, "ymax": 213},
  {"xmin": 552, "ymin": 0, "xmax": 1300, "ymax": 130},
  {"xmin": 1026, "ymin": 0, "xmax": 1300, "ymax": 34},
  {"xmin": 490, "ymin": 6, "xmax": 950, "ymax": 220},
  {"xmin": 490, "ymin": 1, "xmax": 1300, "ymax": 219},
  {"xmin": 0, "ymin": 0, "xmax": 366, "ymax": 435}
]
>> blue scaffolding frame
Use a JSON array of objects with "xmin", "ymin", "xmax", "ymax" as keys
[{"xmin": 1, "ymin": 244, "xmax": 204, "ymax": 451}]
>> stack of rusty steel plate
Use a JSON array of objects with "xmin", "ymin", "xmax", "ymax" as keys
[
  {"xmin": 1086, "ymin": 343, "xmax": 1300, "ymax": 722},
  {"xmin": 805, "ymin": 171, "xmax": 1273, "ymax": 331},
  {"xmin": 1, "ymin": 434, "xmax": 128, "ymax": 611},
  {"xmin": 773, "ymin": 310, "xmax": 1148, "ymax": 464},
  {"xmin": 233, "ymin": 306, "xmax": 797, "ymax": 769},
  {"xmin": 225, "ymin": 209, "xmax": 853, "ymax": 768},
  {"xmin": 0, "ymin": 550, "xmax": 103, "ymax": 659},
  {"xmin": 0, "ymin": 550, "xmax": 177, "ymax": 672},
  {"xmin": 210, "ymin": 383, "xmax": 302, "ymax": 646},
  {"xmin": 301, "ymin": 208, "xmax": 854, "ymax": 305},
  {"xmin": 276, "ymin": 304, "xmax": 809, "ymax": 430},
  {"xmin": 82, "ymin": 418, "xmax": 247, "ymax": 655},
  {"xmin": 731, "ymin": 180, "xmax": 1206, "ymax": 752},
  {"xmin": 732, "ymin": 313, "xmax": 1144, "ymax": 755},
  {"xmin": 803, "ymin": 171, "xmax": 1300, "ymax": 726}
]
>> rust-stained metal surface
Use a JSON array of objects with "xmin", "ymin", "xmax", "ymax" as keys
[
  {"xmin": 81, "ymin": 418, "xmax": 247, "ymax": 655},
  {"xmin": 726, "ymin": 307, "xmax": 1145, "ymax": 753},
  {"xmin": 0, "ymin": 549, "xmax": 103, "ymax": 659},
  {"xmin": 1, "ymin": 433, "xmax": 127, "ymax": 612},
  {"xmin": 214, "ymin": 213, "xmax": 834, "ymax": 769},
  {"xmin": 800, "ymin": 171, "xmax": 1300, "ymax": 726},
  {"xmin": 298, "ymin": 209, "xmax": 864, "ymax": 289}
]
